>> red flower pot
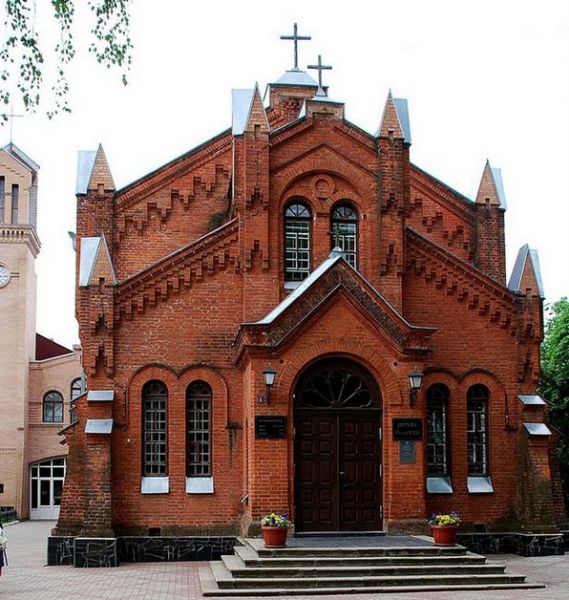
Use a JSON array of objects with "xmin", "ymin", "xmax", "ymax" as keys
[
  {"xmin": 431, "ymin": 525, "xmax": 459, "ymax": 546},
  {"xmin": 262, "ymin": 526, "xmax": 289, "ymax": 548}
]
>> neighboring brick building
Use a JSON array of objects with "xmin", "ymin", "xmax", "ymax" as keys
[
  {"xmin": 0, "ymin": 143, "xmax": 83, "ymax": 520},
  {"xmin": 55, "ymin": 48, "xmax": 561, "ymax": 544}
]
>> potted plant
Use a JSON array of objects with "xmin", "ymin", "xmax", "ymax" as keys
[
  {"xmin": 428, "ymin": 512, "xmax": 462, "ymax": 546},
  {"xmin": 261, "ymin": 513, "xmax": 290, "ymax": 548}
]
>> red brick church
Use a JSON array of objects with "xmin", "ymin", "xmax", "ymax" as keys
[{"xmin": 55, "ymin": 29, "xmax": 563, "ymax": 552}]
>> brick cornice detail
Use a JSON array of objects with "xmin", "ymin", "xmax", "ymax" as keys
[
  {"xmin": 114, "ymin": 219, "xmax": 239, "ymax": 321},
  {"xmin": 115, "ymin": 131, "xmax": 232, "ymax": 211},
  {"xmin": 234, "ymin": 261, "xmax": 435, "ymax": 362},
  {"xmin": 406, "ymin": 227, "xmax": 522, "ymax": 333},
  {"xmin": 410, "ymin": 164, "xmax": 475, "ymax": 224}
]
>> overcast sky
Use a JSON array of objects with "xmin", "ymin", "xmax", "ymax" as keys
[{"xmin": 2, "ymin": 0, "xmax": 568, "ymax": 348}]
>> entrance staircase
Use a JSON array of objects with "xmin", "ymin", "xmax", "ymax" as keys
[{"xmin": 200, "ymin": 536, "xmax": 544, "ymax": 596}]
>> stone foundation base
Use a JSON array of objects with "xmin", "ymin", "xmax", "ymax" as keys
[
  {"xmin": 48, "ymin": 535, "xmax": 238, "ymax": 567},
  {"xmin": 458, "ymin": 532, "xmax": 565, "ymax": 556}
]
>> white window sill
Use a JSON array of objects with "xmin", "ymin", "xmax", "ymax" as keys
[
  {"xmin": 426, "ymin": 476, "xmax": 453, "ymax": 494},
  {"xmin": 467, "ymin": 476, "xmax": 494, "ymax": 493},
  {"xmin": 141, "ymin": 476, "xmax": 169, "ymax": 494},
  {"xmin": 186, "ymin": 476, "xmax": 214, "ymax": 494},
  {"xmin": 284, "ymin": 281, "xmax": 302, "ymax": 290}
]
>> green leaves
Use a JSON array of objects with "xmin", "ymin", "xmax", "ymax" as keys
[
  {"xmin": 1, "ymin": 0, "xmax": 133, "ymax": 120},
  {"xmin": 540, "ymin": 298, "xmax": 569, "ymax": 508}
]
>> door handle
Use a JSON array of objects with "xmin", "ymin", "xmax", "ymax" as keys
[{"xmin": 339, "ymin": 471, "xmax": 345, "ymax": 476}]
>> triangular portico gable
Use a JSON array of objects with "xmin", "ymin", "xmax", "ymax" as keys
[{"xmin": 234, "ymin": 252, "xmax": 436, "ymax": 362}]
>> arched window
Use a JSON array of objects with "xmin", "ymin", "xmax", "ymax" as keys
[
  {"xmin": 331, "ymin": 204, "xmax": 358, "ymax": 268},
  {"xmin": 186, "ymin": 381, "xmax": 212, "ymax": 476},
  {"xmin": 426, "ymin": 384, "xmax": 449, "ymax": 476},
  {"xmin": 467, "ymin": 385, "xmax": 489, "ymax": 475},
  {"xmin": 43, "ymin": 391, "xmax": 64, "ymax": 423},
  {"xmin": 70, "ymin": 378, "xmax": 83, "ymax": 401},
  {"xmin": 284, "ymin": 202, "xmax": 311, "ymax": 281},
  {"xmin": 142, "ymin": 381, "xmax": 168, "ymax": 476}
]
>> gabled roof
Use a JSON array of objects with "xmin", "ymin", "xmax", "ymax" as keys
[
  {"xmin": 236, "ymin": 249, "xmax": 436, "ymax": 358},
  {"xmin": 508, "ymin": 244, "xmax": 544, "ymax": 297},
  {"xmin": 3, "ymin": 142, "xmax": 40, "ymax": 172},
  {"xmin": 253, "ymin": 252, "xmax": 342, "ymax": 325},
  {"xmin": 35, "ymin": 333, "xmax": 73, "ymax": 360}
]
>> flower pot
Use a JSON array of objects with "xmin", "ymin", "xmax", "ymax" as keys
[
  {"xmin": 262, "ymin": 526, "xmax": 289, "ymax": 548},
  {"xmin": 431, "ymin": 525, "xmax": 459, "ymax": 546}
]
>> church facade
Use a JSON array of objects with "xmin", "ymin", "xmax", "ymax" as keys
[{"xmin": 55, "ymin": 50, "xmax": 563, "ymax": 543}]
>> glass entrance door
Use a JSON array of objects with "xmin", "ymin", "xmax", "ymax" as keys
[{"xmin": 30, "ymin": 458, "xmax": 66, "ymax": 520}]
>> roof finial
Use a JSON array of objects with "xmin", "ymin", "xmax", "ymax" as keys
[
  {"xmin": 280, "ymin": 23, "xmax": 311, "ymax": 71},
  {"xmin": 307, "ymin": 55, "xmax": 332, "ymax": 97}
]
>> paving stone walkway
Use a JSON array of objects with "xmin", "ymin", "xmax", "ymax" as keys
[{"xmin": 1, "ymin": 520, "xmax": 568, "ymax": 599}]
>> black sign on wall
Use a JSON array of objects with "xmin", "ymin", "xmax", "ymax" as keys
[
  {"xmin": 255, "ymin": 416, "xmax": 288, "ymax": 439},
  {"xmin": 392, "ymin": 418, "xmax": 423, "ymax": 440}
]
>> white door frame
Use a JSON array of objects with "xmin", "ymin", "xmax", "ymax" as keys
[{"xmin": 29, "ymin": 457, "xmax": 66, "ymax": 520}]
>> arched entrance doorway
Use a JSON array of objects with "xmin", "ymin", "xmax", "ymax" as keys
[{"xmin": 294, "ymin": 358, "xmax": 382, "ymax": 532}]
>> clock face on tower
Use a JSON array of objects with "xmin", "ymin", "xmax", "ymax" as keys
[{"xmin": 0, "ymin": 265, "xmax": 11, "ymax": 288}]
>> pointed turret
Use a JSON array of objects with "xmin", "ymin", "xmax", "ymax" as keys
[
  {"xmin": 508, "ymin": 244, "xmax": 544, "ymax": 297},
  {"xmin": 88, "ymin": 144, "xmax": 115, "ymax": 193},
  {"xmin": 378, "ymin": 91, "xmax": 404, "ymax": 140},
  {"xmin": 232, "ymin": 84, "xmax": 269, "ymax": 136},
  {"xmin": 79, "ymin": 233, "xmax": 117, "ymax": 288},
  {"xmin": 474, "ymin": 159, "xmax": 507, "ymax": 282},
  {"xmin": 375, "ymin": 90, "xmax": 411, "ymax": 311},
  {"xmin": 76, "ymin": 145, "xmax": 114, "ymax": 195},
  {"xmin": 476, "ymin": 160, "xmax": 506, "ymax": 208}
]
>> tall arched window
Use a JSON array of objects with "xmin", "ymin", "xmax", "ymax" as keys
[
  {"xmin": 426, "ymin": 384, "xmax": 449, "ymax": 476},
  {"xmin": 331, "ymin": 204, "xmax": 358, "ymax": 268},
  {"xmin": 186, "ymin": 381, "xmax": 212, "ymax": 477},
  {"xmin": 43, "ymin": 391, "xmax": 64, "ymax": 423},
  {"xmin": 142, "ymin": 381, "xmax": 168, "ymax": 476},
  {"xmin": 284, "ymin": 202, "xmax": 311, "ymax": 281},
  {"xmin": 467, "ymin": 385, "xmax": 489, "ymax": 475}
]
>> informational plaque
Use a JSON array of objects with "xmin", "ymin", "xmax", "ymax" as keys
[
  {"xmin": 399, "ymin": 440, "xmax": 416, "ymax": 464},
  {"xmin": 255, "ymin": 416, "xmax": 288, "ymax": 439},
  {"xmin": 392, "ymin": 418, "xmax": 423, "ymax": 440}
]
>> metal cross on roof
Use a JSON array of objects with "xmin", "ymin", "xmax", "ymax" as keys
[
  {"xmin": 307, "ymin": 55, "xmax": 332, "ymax": 96},
  {"xmin": 280, "ymin": 23, "xmax": 311, "ymax": 71},
  {"xmin": 0, "ymin": 105, "xmax": 24, "ymax": 143}
]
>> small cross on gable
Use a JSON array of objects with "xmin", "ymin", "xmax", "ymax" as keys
[{"xmin": 307, "ymin": 55, "xmax": 332, "ymax": 97}]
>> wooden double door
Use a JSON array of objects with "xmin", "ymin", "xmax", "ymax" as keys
[{"xmin": 293, "ymin": 359, "xmax": 382, "ymax": 532}]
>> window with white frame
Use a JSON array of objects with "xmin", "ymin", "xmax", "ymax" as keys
[
  {"xmin": 331, "ymin": 204, "xmax": 358, "ymax": 268},
  {"xmin": 427, "ymin": 384, "xmax": 449, "ymax": 476},
  {"xmin": 284, "ymin": 202, "xmax": 311, "ymax": 281},
  {"xmin": 467, "ymin": 385, "xmax": 489, "ymax": 475}
]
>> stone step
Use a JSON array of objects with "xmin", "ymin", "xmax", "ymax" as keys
[
  {"xmin": 199, "ymin": 565, "xmax": 543, "ymax": 596},
  {"xmin": 294, "ymin": 530, "xmax": 386, "ymax": 537},
  {"xmin": 234, "ymin": 544, "xmax": 487, "ymax": 567},
  {"xmin": 245, "ymin": 538, "xmax": 468, "ymax": 558},
  {"xmin": 210, "ymin": 561, "xmax": 527, "ymax": 589},
  {"xmin": 222, "ymin": 553, "xmax": 506, "ymax": 578}
]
